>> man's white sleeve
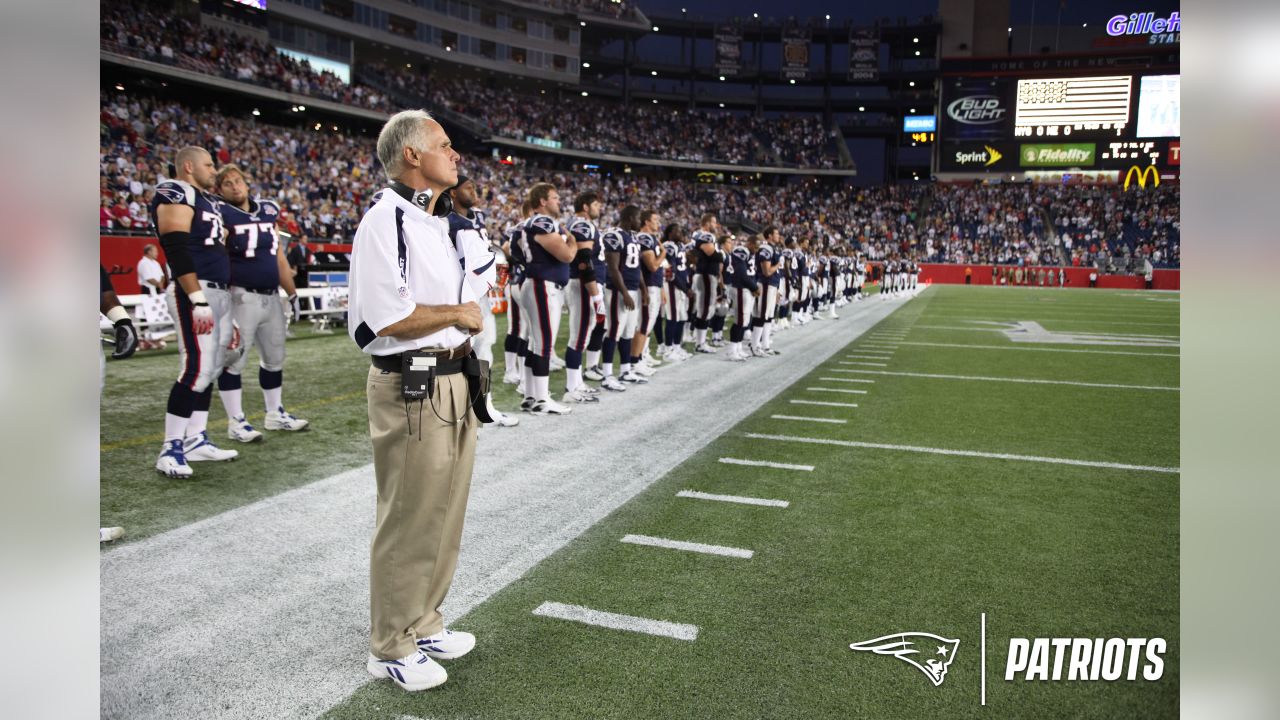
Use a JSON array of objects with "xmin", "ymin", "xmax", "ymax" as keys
[{"xmin": 353, "ymin": 214, "xmax": 416, "ymax": 334}]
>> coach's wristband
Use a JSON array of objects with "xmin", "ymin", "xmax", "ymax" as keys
[
  {"xmin": 105, "ymin": 306, "xmax": 130, "ymax": 324},
  {"xmin": 188, "ymin": 290, "xmax": 208, "ymax": 305}
]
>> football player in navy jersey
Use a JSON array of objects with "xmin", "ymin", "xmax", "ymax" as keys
[
  {"xmin": 776, "ymin": 239, "xmax": 793, "ymax": 330},
  {"xmin": 725, "ymin": 235, "xmax": 759, "ymax": 361},
  {"xmin": 562, "ymin": 191, "xmax": 605, "ymax": 404},
  {"xmin": 793, "ymin": 239, "xmax": 811, "ymax": 325},
  {"xmin": 582, "ymin": 200, "xmax": 612, "ymax": 381},
  {"xmin": 750, "ymin": 226, "xmax": 783, "ymax": 356},
  {"xmin": 501, "ymin": 201, "xmax": 531, "ymax": 386},
  {"xmin": 447, "ymin": 177, "xmax": 520, "ymax": 427},
  {"xmin": 689, "ymin": 213, "xmax": 722, "ymax": 353},
  {"xmin": 659, "ymin": 223, "xmax": 692, "ymax": 362},
  {"xmin": 517, "ymin": 183, "xmax": 576, "ymax": 414},
  {"xmin": 710, "ymin": 235, "xmax": 732, "ymax": 347},
  {"xmin": 599, "ymin": 205, "xmax": 645, "ymax": 388},
  {"xmin": 212, "ymin": 164, "xmax": 309, "ymax": 445},
  {"xmin": 149, "ymin": 146, "xmax": 240, "ymax": 478},
  {"xmin": 632, "ymin": 209, "xmax": 666, "ymax": 376}
]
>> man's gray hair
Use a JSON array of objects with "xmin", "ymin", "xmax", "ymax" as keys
[{"xmin": 377, "ymin": 110, "xmax": 435, "ymax": 181}]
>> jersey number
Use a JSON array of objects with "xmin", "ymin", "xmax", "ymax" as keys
[
  {"xmin": 235, "ymin": 222, "xmax": 279, "ymax": 258},
  {"xmin": 201, "ymin": 211, "xmax": 224, "ymax": 246},
  {"xmin": 624, "ymin": 243, "xmax": 641, "ymax": 269}
]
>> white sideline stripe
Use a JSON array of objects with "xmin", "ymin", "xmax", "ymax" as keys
[
  {"xmin": 896, "ymin": 341, "xmax": 1178, "ymax": 358},
  {"xmin": 841, "ymin": 369, "xmax": 1179, "ymax": 391},
  {"xmin": 532, "ymin": 602, "xmax": 699, "ymax": 641},
  {"xmin": 677, "ymin": 490, "xmax": 790, "ymax": 508},
  {"xmin": 846, "ymin": 353, "xmax": 894, "ymax": 359},
  {"xmin": 861, "ymin": 343, "xmax": 899, "ymax": 348},
  {"xmin": 621, "ymin": 534, "xmax": 754, "ymax": 558},
  {"xmin": 744, "ymin": 433, "xmax": 1179, "ymax": 474},
  {"xmin": 913, "ymin": 325, "xmax": 1181, "ymax": 339},
  {"xmin": 818, "ymin": 376, "xmax": 875, "ymax": 383},
  {"xmin": 790, "ymin": 399, "xmax": 859, "ymax": 408},
  {"xmin": 807, "ymin": 387, "xmax": 869, "ymax": 394},
  {"xmin": 772, "ymin": 414, "xmax": 848, "ymax": 424},
  {"xmin": 718, "ymin": 457, "xmax": 814, "ymax": 471},
  {"xmin": 839, "ymin": 360, "xmax": 889, "ymax": 367}
]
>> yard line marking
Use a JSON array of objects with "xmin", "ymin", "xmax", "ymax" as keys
[
  {"xmin": 981, "ymin": 613, "xmax": 988, "ymax": 706},
  {"xmin": 894, "ymin": 341, "xmax": 1178, "ymax": 358},
  {"xmin": 677, "ymin": 490, "xmax": 790, "ymax": 508},
  {"xmin": 913, "ymin": 325, "xmax": 1180, "ymax": 339},
  {"xmin": 532, "ymin": 602, "xmax": 699, "ymax": 641},
  {"xmin": 806, "ymin": 387, "xmax": 869, "ymax": 395},
  {"xmin": 772, "ymin": 414, "xmax": 848, "ymax": 425},
  {"xmin": 790, "ymin": 399, "xmax": 859, "ymax": 408},
  {"xmin": 840, "ymin": 369, "xmax": 1179, "ymax": 391},
  {"xmin": 718, "ymin": 457, "xmax": 814, "ymax": 471},
  {"xmin": 846, "ymin": 353, "xmax": 894, "ymax": 359},
  {"xmin": 744, "ymin": 433, "xmax": 1179, "ymax": 474},
  {"xmin": 621, "ymin": 534, "xmax": 754, "ymax": 559},
  {"xmin": 839, "ymin": 361, "xmax": 889, "ymax": 367},
  {"xmin": 818, "ymin": 376, "xmax": 876, "ymax": 383}
]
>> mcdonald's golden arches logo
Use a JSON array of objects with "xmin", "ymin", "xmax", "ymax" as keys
[{"xmin": 1123, "ymin": 165, "xmax": 1161, "ymax": 190}]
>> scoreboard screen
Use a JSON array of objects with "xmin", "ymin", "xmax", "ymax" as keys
[
  {"xmin": 1136, "ymin": 75, "xmax": 1180, "ymax": 138},
  {"xmin": 1014, "ymin": 76, "xmax": 1132, "ymax": 138}
]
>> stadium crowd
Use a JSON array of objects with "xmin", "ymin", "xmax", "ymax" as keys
[{"xmin": 99, "ymin": 90, "xmax": 1179, "ymax": 270}]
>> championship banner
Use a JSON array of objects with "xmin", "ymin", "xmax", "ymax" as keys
[
  {"xmin": 848, "ymin": 28, "xmax": 879, "ymax": 81},
  {"xmin": 780, "ymin": 25, "xmax": 811, "ymax": 81},
  {"xmin": 714, "ymin": 24, "xmax": 742, "ymax": 77}
]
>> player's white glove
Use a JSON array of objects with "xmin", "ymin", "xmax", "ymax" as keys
[
  {"xmin": 590, "ymin": 292, "xmax": 605, "ymax": 317},
  {"xmin": 191, "ymin": 302, "xmax": 214, "ymax": 334}
]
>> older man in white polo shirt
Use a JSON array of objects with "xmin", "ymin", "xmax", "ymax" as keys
[{"xmin": 348, "ymin": 110, "xmax": 484, "ymax": 692}]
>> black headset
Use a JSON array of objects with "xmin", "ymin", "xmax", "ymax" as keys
[{"xmin": 390, "ymin": 181, "xmax": 453, "ymax": 218}]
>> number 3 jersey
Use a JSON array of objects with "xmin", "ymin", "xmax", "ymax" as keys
[
  {"xmin": 150, "ymin": 179, "xmax": 230, "ymax": 284},
  {"xmin": 220, "ymin": 198, "xmax": 284, "ymax": 290}
]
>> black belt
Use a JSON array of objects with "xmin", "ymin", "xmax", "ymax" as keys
[
  {"xmin": 371, "ymin": 339, "xmax": 472, "ymax": 374},
  {"xmin": 238, "ymin": 286, "xmax": 277, "ymax": 295},
  {"xmin": 201, "ymin": 281, "xmax": 229, "ymax": 290}
]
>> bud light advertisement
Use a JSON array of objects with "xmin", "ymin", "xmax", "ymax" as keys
[{"xmin": 941, "ymin": 78, "xmax": 1013, "ymax": 142}]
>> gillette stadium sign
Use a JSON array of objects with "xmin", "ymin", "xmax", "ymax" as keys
[{"xmin": 1106, "ymin": 11, "xmax": 1180, "ymax": 45}]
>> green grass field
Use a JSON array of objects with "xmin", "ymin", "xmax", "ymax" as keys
[{"xmin": 101, "ymin": 285, "xmax": 1179, "ymax": 718}]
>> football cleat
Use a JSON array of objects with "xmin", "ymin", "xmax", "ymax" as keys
[
  {"xmin": 183, "ymin": 432, "xmax": 239, "ymax": 462},
  {"xmin": 520, "ymin": 397, "xmax": 536, "ymax": 412},
  {"xmin": 367, "ymin": 651, "xmax": 447, "ymax": 692},
  {"xmin": 227, "ymin": 415, "xmax": 263, "ymax": 443},
  {"xmin": 562, "ymin": 389, "xmax": 600, "ymax": 404},
  {"xmin": 501, "ymin": 371, "xmax": 521, "ymax": 385},
  {"xmin": 100, "ymin": 527, "xmax": 125, "ymax": 543},
  {"xmin": 725, "ymin": 348, "xmax": 746, "ymax": 362},
  {"xmin": 633, "ymin": 364, "xmax": 657, "ymax": 377},
  {"xmin": 265, "ymin": 407, "xmax": 309, "ymax": 431},
  {"xmin": 487, "ymin": 411, "xmax": 520, "ymax": 427},
  {"xmin": 619, "ymin": 371, "xmax": 649, "ymax": 384},
  {"xmin": 530, "ymin": 399, "xmax": 573, "ymax": 415},
  {"xmin": 549, "ymin": 355, "xmax": 566, "ymax": 371},
  {"xmin": 155, "ymin": 440, "xmax": 194, "ymax": 478},
  {"xmin": 583, "ymin": 365, "xmax": 605, "ymax": 382},
  {"xmin": 578, "ymin": 384, "xmax": 601, "ymax": 394},
  {"xmin": 416, "ymin": 628, "xmax": 476, "ymax": 661},
  {"xmin": 600, "ymin": 376, "xmax": 628, "ymax": 392},
  {"xmin": 695, "ymin": 343, "xmax": 717, "ymax": 354},
  {"xmin": 749, "ymin": 345, "xmax": 768, "ymax": 358}
]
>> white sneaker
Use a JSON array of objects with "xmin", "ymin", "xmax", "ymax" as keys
[
  {"xmin": 562, "ymin": 389, "xmax": 600, "ymax": 404},
  {"xmin": 502, "ymin": 371, "xmax": 521, "ymax": 385},
  {"xmin": 633, "ymin": 364, "xmax": 656, "ymax": 377},
  {"xmin": 749, "ymin": 345, "xmax": 768, "ymax": 358},
  {"xmin": 100, "ymin": 527, "xmax": 125, "ymax": 543},
  {"xmin": 578, "ymin": 384, "xmax": 601, "ymax": 394},
  {"xmin": 155, "ymin": 440, "xmax": 194, "ymax": 478},
  {"xmin": 516, "ymin": 382, "xmax": 526, "ymax": 397},
  {"xmin": 600, "ymin": 376, "xmax": 628, "ymax": 392},
  {"xmin": 367, "ymin": 650, "xmax": 447, "ymax": 692},
  {"xmin": 724, "ymin": 348, "xmax": 746, "ymax": 362},
  {"xmin": 643, "ymin": 354, "xmax": 662, "ymax": 367},
  {"xmin": 550, "ymin": 355, "xmax": 566, "ymax": 371},
  {"xmin": 183, "ymin": 432, "xmax": 238, "ymax": 462},
  {"xmin": 416, "ymin": 628, "xmax": 476, "ymax": 660},
  {"xmin": 583, "ymin": 365, "xmax": 605, "ymax": 381},
  {"xmin": 488, "ymin": 411, "xmax": 520, "ymax": 427},
  {"xmin": 227, "ymin": 415, "xmax": 263, "ymax": 443},
  {"xmin": 531, "ymin": 398, "xmax": 573, "ymax": 415},
  {"xmin": 695, "ymin": 343, "xmax": 717, "ymax": 354},
  {"xmin": 265, "ymin": 407, "xmax": 309, "ymax": 431},
  {"xmin": 619, "ymin": 371, "xmax": 649, "ymax": 384}
]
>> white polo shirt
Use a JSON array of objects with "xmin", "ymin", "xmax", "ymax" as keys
[
  {"xmin": 349, "ymin": 188, "xmax": 473, "ymax": 356},
  {"xmin": 137, "ymin": 255, "xmax": 165, "ymax": 292}
]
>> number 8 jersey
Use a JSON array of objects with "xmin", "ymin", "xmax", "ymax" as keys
[
  {"xmin": 149, "ymin": 179, "xmax": 230, "ymax": 284},
  {"xmin": 220, "ymin": 198, "xmax": 284, "ymax": 290}
]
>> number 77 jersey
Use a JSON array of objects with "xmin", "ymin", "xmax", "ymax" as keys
[
  {"xmin": 221, "ymin": 198, "xmax": 284, "ymax": 290},
  {"xmin": 150, "ymin": 179, "xmax": 230, "ymax": 284}
]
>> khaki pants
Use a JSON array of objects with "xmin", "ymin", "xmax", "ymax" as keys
[{"xmin": 367, "ymin": 366, "xmax": 478, "ymax": 660}]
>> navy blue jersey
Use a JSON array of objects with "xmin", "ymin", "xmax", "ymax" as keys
[
  {"xmin": 636, "ymin": 232, "xmax": 664, "ymax": 288},
  {"xmin": 756, "ymin": 243, "xmax": 781, "ymax": 287},
  {"xmin": 691, "ymin": 230, "xmax": 720, "ymax": 275},
  {"xmin": 730, "ymin": 246, "xmax": 758, "ymax": 290},
  {"xmin": 566, "ymin": 216, "xmax": 601, "ymax": 282},
  {"xmin": 521, "ymin": 214, "xmax": 569, "ymax": 285},
  {"xmin": 591, "ymin": 224, "xmax": 612, "ymax": 282},
  {"xmin": 664, "ymin": 239, "xmax": 691, "ymax": 290},
  {"xmin": 221, "ymin": 198, "xmax": 282, "ymax": 290},
  {"xmin": 794, "ymin": 252, "xmax": 808, "ymax": 280},
  {"xmin": 504, "ymin": 220, "xmax": 527, "ymax": 284},
  {"xmin": 150, "ymin": 179, "xmax": 229, "ymax": 284},
  {"xmin": 602, "ymin": 228, "xmax": 643, "ymax": 290}
]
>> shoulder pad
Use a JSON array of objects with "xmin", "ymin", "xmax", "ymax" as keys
[
  {"xmin": 154, "ymin": 180, "xmax": 195, "ymax": 207},
  {"xmin": 529, "ymin": 215, "xmax": 557, "ymax": 235}
]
